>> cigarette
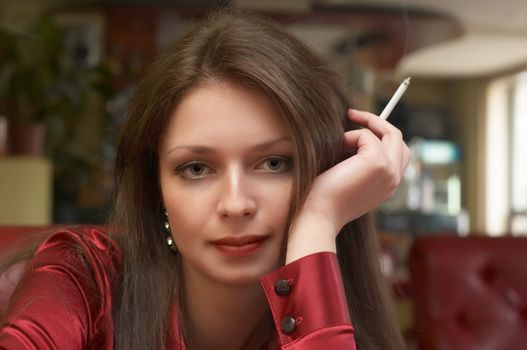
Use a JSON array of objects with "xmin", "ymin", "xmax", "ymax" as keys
[{"xmin": 379, "ymin": 77, "xmax": 411, "ymax": 120}]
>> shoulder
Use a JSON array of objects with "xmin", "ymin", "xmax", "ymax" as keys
[
  {"xmin": 13, "ymin": 227, "xmax": 121, "ymax": 323},
  {"xmin": 30, "ymin": 226, "xmax": 122, "ymax": 287},
  {"xmin": 35, "ymin": 226, "xmax": 120, "ymax": 259},
  {"xmin": 35, "ymin": 226, "xmax": 121, "ymax": 257},
  {"xmin": 0, "ymin": 227, "xmax": 121, "ymax": 348}
]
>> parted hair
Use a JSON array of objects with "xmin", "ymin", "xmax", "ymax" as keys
[{"xmin": 111, "ymin": 9, "xmax": 404, "ymax": 350}]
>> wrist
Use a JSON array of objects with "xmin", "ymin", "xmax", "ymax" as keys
[{"xmin": 285, "ymin": 210, "xmax": 338, "ymax": 264}]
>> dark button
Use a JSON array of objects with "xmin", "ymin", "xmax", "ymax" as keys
[
  {"xmin": 274, "ymin": 279, "xmax": 291, "ymax": 296},
  {"xmin": 281, "ymin": 316, "xmax": 296, "ymax": 334}
]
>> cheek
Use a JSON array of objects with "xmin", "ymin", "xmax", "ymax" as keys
[
  {"xmin": 264, "ymin": 179, "xmax": 293, "ymax": 228},
  {"xmin": 162, "ymin": 183, "xmax": 211, "ymax": 234}
]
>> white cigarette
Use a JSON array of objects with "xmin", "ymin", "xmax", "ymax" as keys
[{"xmin": 379, "ymin": 77, "xmax": 411, "ymax": 120}]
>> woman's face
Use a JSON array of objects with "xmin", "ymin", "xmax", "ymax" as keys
[{"xmin": 159, "ymin": 81, "xmax": 294, "ymax": 286}]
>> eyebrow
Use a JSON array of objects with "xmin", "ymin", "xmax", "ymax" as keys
[{"xmin": 167, "ymin": 137, "xmax": 292, "ymax": 154}]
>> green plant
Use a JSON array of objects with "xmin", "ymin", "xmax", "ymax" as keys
[
  {"xmin": 0, "ymin": 13, "xmax": 114, "ymax": 221},
  {"xmin": 0, "ymin": 13, "xmax": 111, "ymax": 130},
  {"xmin": 2, "ymin": 17, "xmax": 66, "ymax": 122}
]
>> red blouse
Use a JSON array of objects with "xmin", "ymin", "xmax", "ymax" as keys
[{"xmin": 0, "ymin": 228, "xmax": 355, "ymax": 349}]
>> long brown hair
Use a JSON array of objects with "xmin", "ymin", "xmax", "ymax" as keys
[{"xmin": 111, "ymin": 9, "xmax": 404, "ymax": 350}]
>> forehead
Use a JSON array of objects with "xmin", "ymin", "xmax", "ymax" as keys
[{"xmin": 160, "ymin": 82, "xmax": 290, "ymax": 150}]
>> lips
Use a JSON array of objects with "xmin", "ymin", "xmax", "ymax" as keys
[
  {"xmin": 211, "ymin": 235, "xmax": 269, "ymax": 256},
  {"xmin": 213, "ymin": 235, "xmax": 268, "ymax": 246}
]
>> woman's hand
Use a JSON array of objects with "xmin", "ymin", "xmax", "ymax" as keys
[{"xmin": 286, "ymin": 109, "xmax": 411, "ymax": 263}]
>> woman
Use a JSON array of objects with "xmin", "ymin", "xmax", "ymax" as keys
[{"xmin": 0, "ymin": 10, "xmax": 409, "ymax": 350}]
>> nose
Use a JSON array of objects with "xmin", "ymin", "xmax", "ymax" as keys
[{"xmin": 216, "ymin": 166, "xmax": 257, "ymax": 219}]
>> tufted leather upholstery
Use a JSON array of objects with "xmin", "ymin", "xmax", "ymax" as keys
[{"xmin": 409, "ymin": 235, "xmax": 527, "ymax": 350}]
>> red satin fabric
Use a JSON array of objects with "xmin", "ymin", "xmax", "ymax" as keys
[
  {"xmin": 0, "ymin": 228, "xmax": 355, "ymax": 349},
  {"xmin": 260, "ymin": 253, "xmax": 354, "ymax": 349}
]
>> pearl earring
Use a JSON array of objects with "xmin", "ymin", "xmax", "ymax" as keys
[{"xmin": 164, "ymin": 211, "xmax": 177, "ymax": 252}]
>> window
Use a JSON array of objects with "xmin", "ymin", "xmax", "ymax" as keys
[
  {"xmin": 510, "ymin": 72, "xmax": 527, "ymax": 234},
  {"xmin": 486, "ymin": 71, "xmax": 527, "ymax": 235}
]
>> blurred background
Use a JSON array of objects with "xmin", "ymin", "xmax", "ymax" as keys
[{"xmin": 1, "ymin": 0, "xmax": 526, "ymax": 348}]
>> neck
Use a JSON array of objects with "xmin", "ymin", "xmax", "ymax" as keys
[{"xmin": 182, "ymin": 269, "xmax": 272, "ymax": 350}]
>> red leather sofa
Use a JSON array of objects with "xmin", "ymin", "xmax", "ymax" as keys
[{"xmin": 409, "ymin": 235, "xmax": 527, "ymax": 350}]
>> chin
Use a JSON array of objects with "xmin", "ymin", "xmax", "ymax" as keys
[{"xmin": 211, "ymin": 265, "xmax": 274, "ymax": 286}]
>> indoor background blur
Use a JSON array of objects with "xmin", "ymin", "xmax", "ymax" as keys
[{"xmin": 1, "ymin": 0, "xmax": 526, "ymax": 349}]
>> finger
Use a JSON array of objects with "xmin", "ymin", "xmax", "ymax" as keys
[
  {"xmin": 347, "ymin": 109, "xmax": 399, "ymax": 139},
  {"xmin": 348, "ymin": 109, "xmax": 408, "ymax": 175},
  {"xmin": 344, "ymin": 126, "xmax": 408, "ymax": 172},
  {"xmin": 343, "ymin": 129, "xmax": 384, "ymax": 156},
  {"xmin": 384, "ymin": 136, "xmax": 407, "ymax": 178},
  {"xmin": 361, "ymin": 127, "xmax": 407, "ymax": 185},
  {"xmin": 343, "ymin": 129, "xmax": 402, "ymax": 192}
]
